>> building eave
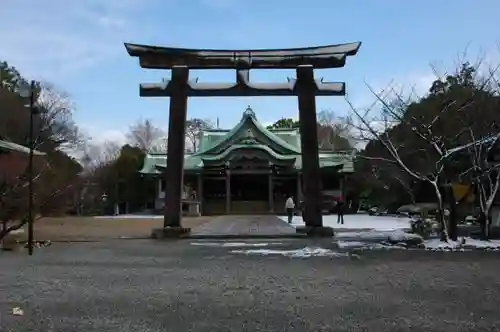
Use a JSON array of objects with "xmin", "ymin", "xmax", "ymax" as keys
[{"xmin": 0, "ymin": 140, "xmax": 46, "ymax": 156}]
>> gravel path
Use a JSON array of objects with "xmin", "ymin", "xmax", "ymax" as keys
[
  {"xmin": 190, "ymin": 215, "xmax": 298, "ymax": 237},
  {"xmin": 1, "ymin": 240, "xmax": 499, "ymax": 331}
]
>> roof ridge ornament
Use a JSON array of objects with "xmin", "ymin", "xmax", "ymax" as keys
[{"xmin": 243, "ymin": 105, "xmax": 256, "ymax": 119}]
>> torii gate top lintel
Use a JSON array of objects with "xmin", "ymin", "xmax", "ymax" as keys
[{"xmin": 124, "ymin": 42, "xmax": 361, "ymax": 70}]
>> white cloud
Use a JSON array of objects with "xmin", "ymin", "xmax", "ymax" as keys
[
  {"xmin": 97, "ymin": 16, "xmax": 127, "ymax": 28},
  {"xmin": 0, "ymin": 0, "xmax": 163, "ymax": 153},
  {"xmin": 0, "ymin": 0, "xmax": 154, "ymax": 81},
  {"xmin": 78, "ymin": 123, "xmax": 127, "ymax": 146},
  {"xmin": 96, "ymin": 130, "xmax": 128, "ymax": 145}
]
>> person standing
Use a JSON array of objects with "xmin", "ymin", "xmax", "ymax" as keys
[
  {"xmin": 337, "ymin": 197, "xmax": 345, "ymax": 225},
  {"xmin": 285, "ymin": 195, "xmax": 295, "ymax": 224}
]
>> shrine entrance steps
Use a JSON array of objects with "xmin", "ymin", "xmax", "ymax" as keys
[{"xmin": 189, "ymin": 215, "xmax": 304, "ymax": 239}]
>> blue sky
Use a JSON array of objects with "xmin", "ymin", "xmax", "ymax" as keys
[{"xmin": 1, "ymin": 0, "xmax": 499, "ymax": 144}]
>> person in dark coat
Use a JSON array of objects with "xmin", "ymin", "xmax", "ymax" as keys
[{"xmin": 337, "ymin": 198, "xmax": 345, "ymax": 225}]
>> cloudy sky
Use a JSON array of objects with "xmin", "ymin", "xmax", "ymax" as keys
[{"xmin": 1, "ymin": 0, "xmax": 498, "ymax": 144}]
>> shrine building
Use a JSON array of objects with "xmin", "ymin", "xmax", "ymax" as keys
[{"xmin": 139, "ymin": 107, "xmax": 355, "ymax": 215}]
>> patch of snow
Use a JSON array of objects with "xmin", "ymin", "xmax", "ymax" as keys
[
  {"xmin": 335, "ymin": 230, "xmax": 421, "ymax": 243},
  {"xmin": 231, "ymin": 246, "xmax": 356, "ymax": 258},
  {"xmin": 387, "ymin": 230, "xmax": 422, "ymax": 242},
  {"xmin": 335, "ymin": 230, "xmax": 423, "ymax": 251},
  {"xmin": 191, "ymin": 242, "xmax": 282, "ymax": 248},
  {"xmin": 424, "ymin": 237, "xmax": 500, "ymax": 250},
  {"xmin": 94, "ymin": 215, "xmax": 163, "ymax": 219},
  {"xmin": 424, "ymin": 238, "xmax": 460, "ymax": 250},
  {"xmin": 336, "ymin": 231, "xmax": 393, "ymax": 242},
  {"xmin": 337, "ymin": 241, "xmax": 369, "ymax": 249},
  {"xmin": 336, "ymin": 234, "xmax": 500, "ymax": 252},
  {"xmin": 12, "ymin": 307, "xmax": 24, "ymax": 316},
  {"xmin": 464, "ymin": 238, "xmax": 500, "ymax": 248},
  {"xmin": 279, "ymin": 214, "xmax": 411, "ymax": 231},
  {"xmin": 337, "ymin": 241, "xmax": 407, "ymax": 250}
]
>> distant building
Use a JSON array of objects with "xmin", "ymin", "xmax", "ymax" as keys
[
  {"xmin": 0, "ymin": 139, "xmax": 45, "ymax": 183},
  {"xmin": 140, "ymin": 108, "xmax": 355, "ymax": 215}
]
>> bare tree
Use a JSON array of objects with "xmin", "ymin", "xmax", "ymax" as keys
[
  {"xmin": 80, "ymin": 140, "xmax": 121, "ymax": 175},
  {"xmin": 0, "ymin": 154, "xmax": 76, "ymax": 241},
  {"xmin": 317, "ymin": 110, "xmax": 355, "ymax": 150},
  {"xmin": 0, "ymin": 72, "xmax": 82, "ymax": 241},
  {"xmin": 185, "ymin": 118, "xmax": 214, "ymax": 152},
  {"xmin": 347, "ymin": 60, "xmax": 500, "ymax": 241},
  {"xmin": 36, "ymin": 82, "xmax": 80, "ymax": 148},
  {"xmin": 72, "ymin": 140, "xmax": 122, "ymax": 216},
  {"xmin": 127, "ymin": 118, "xmax": 166, "ymax": 152},
  {"xmin": 346, "ymin": 84, "xmax": 462, "ymax": 241},
  {"xmin": 443, "ymin": 62, "xmax": 500, "ymax": 239},
  {"xmin": 0, "ymin": 82, "xmax": 81, "ymax": 154},
  {"xmin": 371, "ymin": 164, "xmax": 416, "ymax": 204},
  {"xmin": 149, "ymin": 136, "xmax": 168, "ymax": 154},
  {"xmin": 456, "ymin": 132, "xmax": 500, "ymax": 238}
]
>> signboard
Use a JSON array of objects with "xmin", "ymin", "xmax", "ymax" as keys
[{"xmin": 452, "ymin": 183, "xmax": 475, "ymax": 203}]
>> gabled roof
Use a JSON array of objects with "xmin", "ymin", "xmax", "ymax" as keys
[
  {"xmin": 138, "ymin": 108, "xmax": 356, "ymax": 174},
  {"xmin": 195, "ymin": 107, "xmax": 300, "ymax": 156},
  {"xmin": 201, "ymin": 144, "xmax": 297, "ymax": 168}
]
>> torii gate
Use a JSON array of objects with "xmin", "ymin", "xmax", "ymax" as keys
[{"xmin": 125, "ymin": 42, "xmax": 361, "ymax": 236}]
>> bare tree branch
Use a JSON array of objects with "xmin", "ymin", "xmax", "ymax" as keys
[
  {"xmin": 80, "ymin": 140, "xmax": 121, "ymax": 175},
  {"xmin": 126, "ymin": 118, "xmax": 166, "ymax": 152},
  {"xmin": 185, "ymin": 118, "xmax": 214, "ymax": 152},
  {"xmin": 317, "ymin": 110, "xmax": 355, "ymax": 150}
]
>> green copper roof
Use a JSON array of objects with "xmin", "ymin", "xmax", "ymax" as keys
[
  {"xmin": 196, "ymin": 108, "xmax": 300, "ymax": 155},
  {"xmin": 140, "ymin": 151, "xmax": 354, "ymax": 173},
  {"xmin": 139, "ymin": 108, "xmax": 355, "ymax": 174},
  {"xmin": 202, "ymin": 144, "xmax": 297, "ymax": 164},
  {"xmin": 140, "ymin": 153, "xmax": 202, "ymax": 174}
]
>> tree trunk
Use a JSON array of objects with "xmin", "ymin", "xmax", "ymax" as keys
[
  {"xmin": 438, "ymin": 212, "xmax": 447, "ymax": 241},
  {"xmin": 485, "ymin": 212, "xmax": 492, "ymax": 240},
  {"xmin": 445, "ymin": 185, "xmax": 458, "ymax": 241},
  {"xmin": 486, "ymin": 215, "xmax": 491, "ymax": 239},
  {"xmin": 1, "ymin": 221, "xmax": 6, "ymax": 244},
  {"xmin": 478, "ymin": 212, "xmax": 487, "ymax": 240},
  {"xmin": 432, "ymin": 182, "xmax": 448, "ymax": 242}
]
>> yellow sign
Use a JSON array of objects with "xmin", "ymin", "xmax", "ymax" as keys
[{"xmin": 452, "ymin": 183, "xmax": 475, "ymax": 203}]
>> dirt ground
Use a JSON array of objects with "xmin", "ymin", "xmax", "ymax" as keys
[{"xmin": 18, "ymin": 216, "xmax": 213, "ymax": 241}]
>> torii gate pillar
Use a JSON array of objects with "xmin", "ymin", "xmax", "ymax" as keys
[
  {"xmin": 163, "ymin": 66, "xmax": 189, "ymax": 228},
  {"xmin": 296, "ymin": 65, "xmax": 323, "ymax": 228}
]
